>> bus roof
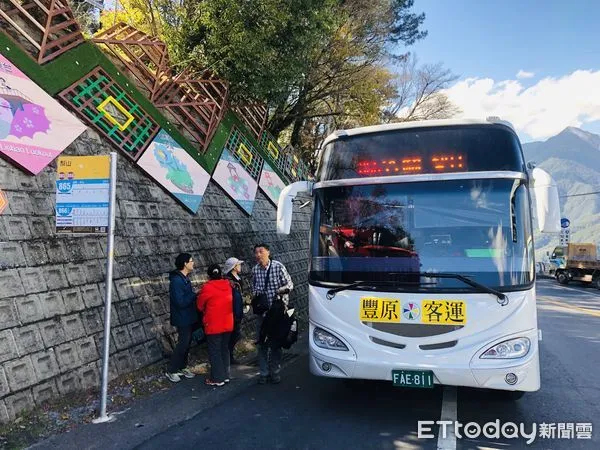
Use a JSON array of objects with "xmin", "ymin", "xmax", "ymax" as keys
[{"xmin": 321, "ymin": 118, "xmax": 516, "ymax": 148}]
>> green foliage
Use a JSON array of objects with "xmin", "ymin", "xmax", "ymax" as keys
[
  {"xmin": 164, "ymin": 0, "xmax": 339, "ymax": 104},
  {"xmin": 95, "ymin": 0, "xmax": 439, "ymax": 170}
]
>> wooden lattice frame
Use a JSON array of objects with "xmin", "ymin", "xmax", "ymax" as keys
[
  {"xmin": 92, "ymin": 23, "xmax": 171, "ymax": 102},
  {"xmin": 0, "ymin": 0, "xmax": 84, "ymax": 64},
  {"xmin": 154, "ymin": 69, "xmax": 229, "ymax": 153},
  {"xmin": 58, "ymin": 66, "xmax": 160, "ymax": 160},
  {"xmin": 233, "ymin": 101, "xmax": 268, "ymax": 140}
]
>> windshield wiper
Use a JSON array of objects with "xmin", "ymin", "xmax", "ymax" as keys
[
  {"xmin": 325, "ymin": 273, "xmax": 508, "ymax": 306},
  {"xmin": 420, "ymin": 272, "xmax": 508, "ymax": 305},
  {"xmin": 325, "ymin": 279, "xmax": 434, "ymax": 300}
]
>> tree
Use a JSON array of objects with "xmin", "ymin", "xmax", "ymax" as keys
[
  {"xmin": 93, "ymin": 1, "xmax": 452, "ymax": 170},
  {"xmin": 162, "ymin": 0, "xmax": 340, "ymax": 103},
  {"xmin": 71, "ymin": 0, "xmax": 103, "ymax": 36},
  {"xmin": 98, "ymin": 0, "xmax": 164, "ymax": 37},
  {"xmin": 265, "ymin": 0, "xmax": 428, "ymax": 163},
  {"xmin": 294, "ymin": 64, "xmax": 398, "ymax": 168},
  {"xmin": 383, "ymin": 54, "xmax": 460, "ymax": 123}
]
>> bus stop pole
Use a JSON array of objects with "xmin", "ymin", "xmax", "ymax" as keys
[{"xmin": 93, "ymin": 152, "xmax": 118, "ymax": 424}]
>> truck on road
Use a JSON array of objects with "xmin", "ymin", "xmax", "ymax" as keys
[{"xmin": 550, "ymin": 243, "xmax": 600, "ymax": 288}]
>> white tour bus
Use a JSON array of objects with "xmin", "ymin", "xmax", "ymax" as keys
[{"xmin": 277, "ymin": 118, "xmax": 560, "ymax": 399}]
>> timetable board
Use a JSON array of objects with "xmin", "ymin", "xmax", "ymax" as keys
[{"xmin": 56, "ymin": 156, "xmax": 110, "ymax": 234}]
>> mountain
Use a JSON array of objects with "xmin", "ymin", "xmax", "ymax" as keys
[{"xmin": 522, "ymin": 127, "xmax": 600, "ymax": 260}]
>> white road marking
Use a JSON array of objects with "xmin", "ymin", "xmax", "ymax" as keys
[{"xmin": 437, "ymin": 386, "xmax": 457, "ymax": 450}]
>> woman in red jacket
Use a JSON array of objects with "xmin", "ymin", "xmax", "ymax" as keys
[{"xmin": 197, "ymin": 264, "xmax": 234, "ymax": 386}]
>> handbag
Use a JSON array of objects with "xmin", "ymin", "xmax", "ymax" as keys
[
  {"xmin": 252, "ymin": 264, "xmax": 272, "ymax": 315},
  {"xmin": 279, "ymin": 307, "xmax": 298, "ymax": 349},
  {"xmin": 262, "ymin": 298, "xmax": 298, "ymax": 349}
]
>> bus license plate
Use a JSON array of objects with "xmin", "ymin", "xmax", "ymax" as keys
[{"xmin": 392, "ymin": 370, "xmax": 434, "ymax": 388}]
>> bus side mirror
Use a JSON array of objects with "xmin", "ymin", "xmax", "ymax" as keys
[
  {"xmin": 530, "ymin": 167, "xmax": 560, "ymax": 233},
  {"xmin": 277, "ymin": 181, "xmax": 314, "ymax": 235}
]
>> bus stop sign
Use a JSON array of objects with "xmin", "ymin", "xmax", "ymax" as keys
[{"xmin": 560, "ymin": 218, "xmax": 570, "ymax": 229}]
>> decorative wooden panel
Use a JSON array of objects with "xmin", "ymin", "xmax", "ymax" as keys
[
  {"xmin": 0, "ymin": 0, "xmax": 84, "ymax": 64},
  {"xmin": 154, "ymin": 69, "xmax": 229, "ymax": 153},
  {"xmin": 92, "ymin": 23, "xmax": 171, "ymax": 102},
  {"xmin": 58, "ymin": 66, "xmax": 159, "ymax": 160},
  {"xmin": 233, "ymin": 100, "xmax": 267, "ymax": 140}
]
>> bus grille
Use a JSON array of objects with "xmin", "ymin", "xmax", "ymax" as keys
[{"xmin": 366, "ymin": 322, "xmax": 463, "ymax": 337}]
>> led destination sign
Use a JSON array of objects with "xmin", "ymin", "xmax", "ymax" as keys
[
  {"xmin": 356, "ymin": 154, "xmax": 466, "ymax": 176},
  {"xmin": 317, "ymin": 125, "xmax": 525, "ymax": 181}
]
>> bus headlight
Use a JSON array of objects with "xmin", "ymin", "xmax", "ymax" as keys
[
  {"xmin": 313, "ymin": 327, "xmax": 348, "ymax": 351},
  {"xmin": 480, "ymin": 337, "xmax": 530, "ymax": 359}
]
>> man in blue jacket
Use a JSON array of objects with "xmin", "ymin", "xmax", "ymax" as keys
[{"xmin": 166, "ymin": 253, "xmax": 198, "ymax": 382}]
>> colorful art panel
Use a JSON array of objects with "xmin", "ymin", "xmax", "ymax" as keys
[
  {"xmin": 259, "ymin": 162, "xmax": 287, "ymax": 207},
  {"xmin": 0, "ymin": 52, "xmax": 87, "ymax": 174},
  {"xmin": 58, "ymin": 67, "xmax": 160, "ymax": 161},
  {"xmin": 137, "ymin": 130, "xmax": 210, "ymax": 213},
  {"xmin": 212, "ymin": 149, "xmax": 258, "ymax": 215}
]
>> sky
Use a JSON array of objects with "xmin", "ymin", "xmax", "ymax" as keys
[{"xmin": 404, "ymin": 0, "xmax": 600, "ymax": 142}]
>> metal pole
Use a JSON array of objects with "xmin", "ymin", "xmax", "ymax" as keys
[{"xmin": 93, "ymin": 152, "xmax": 118, "ymax": 424}]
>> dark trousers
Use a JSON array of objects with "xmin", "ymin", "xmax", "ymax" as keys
[
  {"xmin": 229, "ymin": 321, "xmax": 241, "ymax": 359},
  {"xmin": 206, "ymin": 332, "xmax": 231, "ymax": 382},
  {"xmin": 256, "ymin": 315, "xmax": 282, "ymax": 378},
  {"xmin": 168, "ymin": 325, "xmax": 193, "ymax": 373}
]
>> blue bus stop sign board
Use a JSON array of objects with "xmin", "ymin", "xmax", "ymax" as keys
[{"xmin": 561, "ymin": 218, "xmax": 570, "ymax": 228}]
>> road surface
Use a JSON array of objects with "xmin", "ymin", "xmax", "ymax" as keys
[{"xmin": 138, "ymin": 279, "xmax": 600, "ymax": 449}]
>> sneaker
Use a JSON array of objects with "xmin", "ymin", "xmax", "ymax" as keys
[
  {"xmin": 205, "ymin": 379, "xmax": 225, "ymax": 387},
  {"xmin": 258, "ymin": 376, "xmax": 268, "ymax": 385},
  {"xmin": 165, "ymin": 372, "xmax": 181, "ymax": 383},
  {"xmin": 270, "ymin": 375, "xmax": 281, "ymax": 384},
  {"xmin": 180, "ymin": 368, "xmax": 195, "ymax": 379}
]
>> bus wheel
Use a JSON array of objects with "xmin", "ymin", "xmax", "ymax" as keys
[
  {"xmin": 556, "ymin": 272, "xmax": 569, "ymax": 285},
  {"xmin": 594, "ymin": 277, "xmax": 600, "ymax": 290}
]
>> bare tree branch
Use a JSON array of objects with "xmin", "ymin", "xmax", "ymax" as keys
[{"xmin": 384, "ymin": 54, "xmax": 460, "ymax": 123}]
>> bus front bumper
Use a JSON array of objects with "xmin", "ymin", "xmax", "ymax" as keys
[{"xmin": 308, "ymin": 324, "xmax": 541, "ymax": 392}]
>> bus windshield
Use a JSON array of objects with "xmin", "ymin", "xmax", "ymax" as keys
[{"xmin": 311, "ymin": 178, "xmax": 534, "ymax": 291}]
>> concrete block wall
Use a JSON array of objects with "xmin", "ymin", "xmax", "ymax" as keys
[{"xmin": 0, "ymin": 129, "xmax": 311, "ymax": 423}]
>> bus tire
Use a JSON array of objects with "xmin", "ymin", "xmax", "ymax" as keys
[
  {"xmin": 594, "ymin": 277, "xmax": 600, "ymax": 290},
  {"xmin": 556, "ymin": 271, "xmax": 569, "ymax": 285}
]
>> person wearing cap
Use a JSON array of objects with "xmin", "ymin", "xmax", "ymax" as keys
[
  {"xmin": 196, "ymin": 264, "xmax": 234, "ymax": 386},
  {"xmin": 223, "ymin": 257, "xmax": 245, "ymax": 364}
]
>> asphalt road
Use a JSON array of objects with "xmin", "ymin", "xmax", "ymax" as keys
[{"xmin": 138, "ymin": 279, "xmax": 600, "ymax": 450}]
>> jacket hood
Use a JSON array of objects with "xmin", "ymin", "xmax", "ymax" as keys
[{"xmin": 202, "ymin": 278, "xmax": 231, "ymax": 294}]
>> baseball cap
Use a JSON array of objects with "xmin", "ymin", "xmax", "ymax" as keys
[{"xmin": 223, "ymin": 257, "xmax": 244, "ymax": 274}]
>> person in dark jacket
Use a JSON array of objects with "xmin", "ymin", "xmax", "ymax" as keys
[
  {"xmin": 166, "ymin": 253, "xmax": 198, "ymax": 383},
  {"xmin": 197, "ymin": 264, "xmax": 234, "ymax": 386},
  {"xmin": 223, "ymin": 257, "xmax": 245, "ymax": 364}
]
